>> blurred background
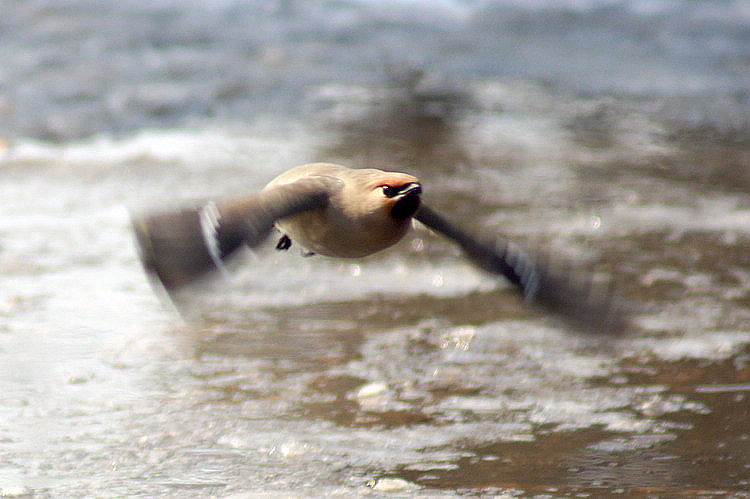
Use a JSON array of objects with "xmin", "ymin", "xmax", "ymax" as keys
[{"xmin": 1, "ymin": 0, "xmax": 750, "ymax": 496}]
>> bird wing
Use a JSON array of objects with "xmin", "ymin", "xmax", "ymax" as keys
[
  {"xmin": 415, "ymin": 203, "xmax": 629, "ymax": 334},
  {"xmin": 131, "ymin": 175, "xmax": 341, "ymax": 292}
]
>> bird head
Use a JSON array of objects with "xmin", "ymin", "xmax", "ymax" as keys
[
  {"xmin": 345, "ymin": 169, "xmax": 422, "ymax": 222},
  {"xmin": 380, "ymin": 181, "xmax": 422, "ymax": 219},
  {"xmin": 354, "ymin": 168, "xmax": 422, "ymax": 221}
]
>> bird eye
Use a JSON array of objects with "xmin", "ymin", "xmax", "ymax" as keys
[{"xmin": 381, "ymin": 185, "xmax": 399, "ymax": 198}]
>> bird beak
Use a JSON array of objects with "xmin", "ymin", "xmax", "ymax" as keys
[
  {"xmin": 391, "ymin": 182, "xmax": 422, "ymax": 219},
  {"xmin": 398, "ymin": 183, "xmax": 422, "ymax": 198}
]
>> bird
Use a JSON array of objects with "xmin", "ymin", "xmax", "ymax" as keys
[{"xmin": 131, "ymin": 162, "xmax": 628, "ymax": 333}]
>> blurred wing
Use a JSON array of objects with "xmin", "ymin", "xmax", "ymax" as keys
[
  {"xmin": 131, "ymin": 176, "xmax": 339, "ymax": 292},
  {"xmin": 415, "ymin": 203, "xmax": 629, "ymax": 334}
]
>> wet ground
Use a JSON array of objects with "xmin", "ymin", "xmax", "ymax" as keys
[
  {"xmin": 2, "ymin": 1, "xmax": 750, "ymax": 497},
  {"xmin": 2, "ymin": 80, "xmax": 750, "ymax": 496}
]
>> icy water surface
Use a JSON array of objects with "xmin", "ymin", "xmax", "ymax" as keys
[{"xmin": 2, "ymin": 0, "xmax": 750, "ymax": 497}]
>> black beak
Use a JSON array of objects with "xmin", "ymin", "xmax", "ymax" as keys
[
  {"xmin": 391, "ymin": 183, "xmax": 422, "ymax": 219},
  {"xmin": 398, "ymin": 183, "xmax": 422, "ymax": 198}
]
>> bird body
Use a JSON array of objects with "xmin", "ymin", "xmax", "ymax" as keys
[
  {"xmin": 132, "ymin": 162, "xmax": 628, "ymax": 333},
  {"xmin": 261, "ymin": 163, "xmax": 420, "ymax": 257}
]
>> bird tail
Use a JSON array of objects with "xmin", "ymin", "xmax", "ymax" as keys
[{"xmin": 131, "ymin": 201, "xmax": 269, "ymax": 293}]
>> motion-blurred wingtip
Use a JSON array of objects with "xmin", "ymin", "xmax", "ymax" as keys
[{"xmin": 130, "ymin": 207, "xmax": 224, "ymax": 296}]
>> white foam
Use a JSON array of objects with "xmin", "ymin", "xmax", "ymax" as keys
[
  {"xmin": 628, "ymin": 331, "xmax": 750, "ymax": 361},
  {"xmin": 3, "ymin": 126, "xmax": 316, "ymax": 172}
]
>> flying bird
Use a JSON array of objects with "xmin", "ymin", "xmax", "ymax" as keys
[{"xmin": 132, "ymin": 163, "xmax": 628, "ymax": 333}]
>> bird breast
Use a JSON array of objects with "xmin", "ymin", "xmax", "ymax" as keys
[
  {"xmin": 263, "ymin": 163, "xmax": 417, "ymax": 258},
  {"xmin": 276, "ymin": 190, "xmax": 413, "ymax": 258}
]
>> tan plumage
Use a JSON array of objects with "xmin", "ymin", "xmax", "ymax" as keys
[
  {"xmin": 262, "ymin": 163, "xmax": 420, "ymax": 257},
  {"xmin": 132, "ymin": 162, "xmax": 629, "ymax": 333}
]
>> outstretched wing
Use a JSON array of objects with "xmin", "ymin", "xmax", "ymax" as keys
[
  {"xmin": 131, "ymin": 176, "xmax": 340, "ymax": 292},
  {"xmin": 415, "ymin": 203, "xmax": 630, "ymax": 334}
]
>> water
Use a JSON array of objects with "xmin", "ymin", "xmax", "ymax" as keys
[
  {"xmin": 2, "ymin": 1, "xmax": 750, "ymax": 496},
  {"xmin": 3, "ymin": 0, "xmax": 750, "ymax": 140}
]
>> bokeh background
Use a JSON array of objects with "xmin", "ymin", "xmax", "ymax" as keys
[{"xmin": 2, "ymin": 1, "xmax": 750, "ymax": 496}]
